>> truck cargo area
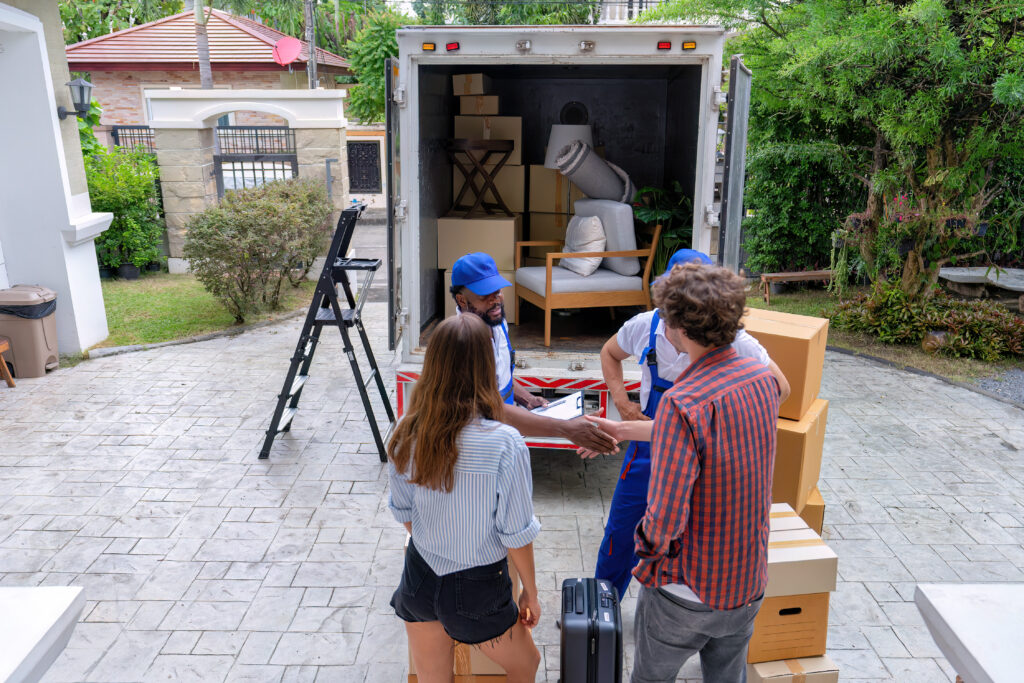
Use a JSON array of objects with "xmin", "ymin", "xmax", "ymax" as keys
[{"xmin": 414, "ymin": 63, "xmax": 705, "ymax": 352}]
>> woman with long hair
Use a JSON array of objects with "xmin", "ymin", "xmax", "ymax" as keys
[{"xmin": 388, "ymin": 314, "xmax": 542, "ymax": 682}]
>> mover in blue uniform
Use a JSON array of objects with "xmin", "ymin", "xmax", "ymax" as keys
[
  {"xmin": 450, "ymin": 252, "xmax": 617, "ymax": 454},
  {"xmin": 587, "ymin": 250, "xmax": 791, "ymax": 598}
]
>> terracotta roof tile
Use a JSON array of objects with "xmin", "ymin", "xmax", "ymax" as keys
[{"xmin": 66, "ymin": 9, "xmax": 348, "ymax": 70}]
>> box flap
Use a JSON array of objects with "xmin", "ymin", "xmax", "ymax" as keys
[{"xmin": 750, "ymin": 655, "xmax": 838, "ymax": 682}]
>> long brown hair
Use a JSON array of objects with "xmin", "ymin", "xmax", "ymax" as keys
[{"xmin": 387, "ymin": 314, "xmax": 504, "ymax": 492}]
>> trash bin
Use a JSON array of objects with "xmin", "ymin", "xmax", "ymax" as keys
[{"xmin": 0, "ymin": 285, "xmax": 59, "ymax": 378}]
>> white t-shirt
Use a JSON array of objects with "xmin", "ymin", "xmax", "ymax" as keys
[
  {"xmin": 615, "ymin": 310, "xmax": 771, "ymax": 410},
  {"xmin": 456, "ymin": 307, "xmax": 512, "ymax": 392}
]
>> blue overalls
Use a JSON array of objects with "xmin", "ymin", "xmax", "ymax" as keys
[
  {"xmin": 498, "ymin": 321, "xmax": 516, "ymax": 406},
  {"xmin": 595, "ymin": 311, "xmax": 674, "ymax": 598}
]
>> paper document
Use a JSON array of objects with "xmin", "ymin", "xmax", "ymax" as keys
[{"xmin": 530, "ymin": 391, "xmax": 583, "ymax": 420}]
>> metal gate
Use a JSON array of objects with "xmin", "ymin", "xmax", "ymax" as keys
[
  {"xmin": 213, "ymin": 126, "xmax": 298, "ymax": 197},
  {"xmin": 347, "ymin": 141, "xmax": 382, "ymax": 193}
]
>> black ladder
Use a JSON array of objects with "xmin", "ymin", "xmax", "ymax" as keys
[{"xmin": 259, "ymin": 203, "xmax": 395, "ymax": 462}]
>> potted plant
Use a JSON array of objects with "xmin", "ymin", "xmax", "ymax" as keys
[
  {"xmin": 86, "ymin": 147, "xmax": 165, "ymax": 280},
  {"xmin": 632, "ymin": 180, "xmax": 694, "ymax": 275}
]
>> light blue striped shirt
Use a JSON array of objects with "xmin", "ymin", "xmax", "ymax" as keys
[{"xmin": 388, "ymin": 418, "xmax": 542, "ymax": 576}]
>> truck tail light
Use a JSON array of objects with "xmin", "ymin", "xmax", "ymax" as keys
[
  {"xmin": 682, "ymin": 41, "xmax": 697, "ymax": 50},
  {"xmin": 422, "ymin": 43, "xmax": 436, "ymax": 51},
  {"xmin": 657, "ymin": 41, "xmax": 671, "ymax": 50},
  {"xmin": 446, "ymin": 42, "xmax": 460, "ymax": 52}
]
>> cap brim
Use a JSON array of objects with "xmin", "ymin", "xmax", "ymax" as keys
[{"xmin": 465, "ymin": 273, "xmax": 512, "ymax": 296}]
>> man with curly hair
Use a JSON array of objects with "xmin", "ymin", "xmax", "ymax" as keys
[{"xmin": 596, "ymin": 263, "xmax": 781, "ymax": 682}]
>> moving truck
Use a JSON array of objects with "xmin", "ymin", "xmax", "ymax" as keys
[{"xmin": 385, "ymin": 26, "xmax": 751, "ymax": 447}]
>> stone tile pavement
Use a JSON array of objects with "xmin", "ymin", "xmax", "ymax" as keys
[{"xmin": 2, "ymin": 302, "xmax": 1023, "ymax": 682}]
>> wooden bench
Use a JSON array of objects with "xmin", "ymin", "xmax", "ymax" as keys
[
  {"xmin": 760, "ymin": 270, "xmax": 833, "ymax": 306},
  {"xmin": 0, "ymin": 338, "xmax": 14, "ymax": 388}
]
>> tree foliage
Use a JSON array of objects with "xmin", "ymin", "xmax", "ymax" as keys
[
  {"xmin": 643, "ymin": 0, "xmax": 1024, "ymax": 300},
  {"xmin": 60, "ymin": 0, "xmax": 183, "ymax": 43},
  {"xmin": 343, "ymin": 10, "xmax": 412, "ymax": 123}
]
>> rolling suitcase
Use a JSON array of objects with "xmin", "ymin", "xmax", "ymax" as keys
[{"xmin": 560, "ymin": 577, "xmax": 622, "ymax": 683}]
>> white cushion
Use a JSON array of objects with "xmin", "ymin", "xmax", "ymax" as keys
[
  {"xmin": 560, "ymin": 215, "xmax": 606, "ymax": 276},
  {"xmin": 574, "ymin": 199, "xmax": 640, "ymax": 276},
  {"xmin": 516, "ymin": 266, "xmax": 643, "ymax": 295}
]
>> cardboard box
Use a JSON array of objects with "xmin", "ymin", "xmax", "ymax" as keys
[
  {"xmin": 406, "ymin": 535, "xmax": 520, "ymax": 677},
  {"xmin": 769, "ymin": 503, "xmax": 809, "ymax": 532},
  {"xmin": 444, "ymin": 269, "xmax": 517, "ymax": 324},
  {"xmin": 800, "ymin": 486, "xmax": 825, "ymax": 535},
  {"xmin": 452, "ymin": 73, "xmax": 492, "ymax": 95},
  {"xmin": 774, "ymin": 399, "xmax": 828, "ymax": 514},
  {"xmin": 437, "ymin": 214, "xmax": 523, "ymax": 271},
  {"xmin": 747, "ymin": 592, "xmax": 829, "ymax": 663},
  {"xmin": 460, "ymin": 95, "xmax": 499, "ymax": 115},
  {"xmin": 766, "ymin": 527, "xmax": 838, "ymax": 598},
  {"xmin": 452, "ymin": 164, "xmax": 525, "ymax": 213},
  {"xmin": 454, "ymin": 116, "xmax": 523, "ymax": 166},
  {"xmin": 742, "ymin": 309, "xmax": 828, "ymax": 420},
  {"xmin": 529, "ymin": 165, "xmax": 587, "ymax": 214},
  {"xmin": 747, "ymin": 655, "xmax": 839, "ymax": 683},
  {"xmin": 527, "ymin": 212, "xmax": 570, "ymax": 259}
]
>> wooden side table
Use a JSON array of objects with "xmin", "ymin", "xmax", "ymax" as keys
[
  {"xmin": 448, "ymin": 138, "xmax": 515, "ymax": 216},
  {"xmin": 0, "ymin": 338, "xmax": 14, "ymax": 388}
]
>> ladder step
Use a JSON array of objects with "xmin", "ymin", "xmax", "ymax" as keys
[
  {"xmin": 363, "ymin": 368, "xmax": 377, "ymax": 388},
  {"xmin": 277, "ymin": 407, "xmax": 297, "ymax": 432},
  {"xmin": 289, "ymin": 374, "xmax": 309, "ymax": 397}
]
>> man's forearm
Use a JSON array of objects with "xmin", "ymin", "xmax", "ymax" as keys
[
  {"xmin": 502, "ymin": 403, "xmax": 568, "ymax": 438},
  {"xmin": 601, "ymin": 346, "xmax": 631, "ymax": 408}
]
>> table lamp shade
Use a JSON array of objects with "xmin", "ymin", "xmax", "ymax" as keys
[{"xmin": 544, "ymin": 124, "xmax": 593, "ymax": 169}]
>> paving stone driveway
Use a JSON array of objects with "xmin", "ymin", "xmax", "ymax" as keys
[{"xmin": 2, "ymin": 302, "xmax": 1023, "ymax": 682}]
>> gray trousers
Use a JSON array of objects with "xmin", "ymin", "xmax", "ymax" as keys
[{"xmin": 631, "ymin": 586, "xmax": 763, "ymax": 683}]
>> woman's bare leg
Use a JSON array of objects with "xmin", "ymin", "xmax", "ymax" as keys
[
  {"xmin": 406, "ymin": 620, "xmax": 455, "ymax": 683},
  {"xmin": 473, "ymin": 621, "xmax": 541, "ymax": 683}
]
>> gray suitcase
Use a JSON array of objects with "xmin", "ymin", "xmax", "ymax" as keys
[{"xmin": 559, "ymin": 577, "xmax": 622, "ymax": 683}]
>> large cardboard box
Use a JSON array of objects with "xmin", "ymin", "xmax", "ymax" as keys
[
  {"xmin": 747, "ymin": 592, "xmax": 829, "ymax": 663},
  {"xmin": 454, "ymin": 116, "xmax": 523, "ymax": 166},
  {"xmin": 766, "ymin": 528, "xmax": 838, "ymax": 598},
  {"xmin": 460, "ymin": 95, "xmax": 499, "ymax": 115},
  {"xmin": 742, "ymin": 309, "xmax": 828, "ymax": 420},
  {"xmin": 774, "ymin": 399, "xmax": 828, "ymax": 514},
  {"xmin": 452, "ymin": 73, "xmax": 492, "ymax": 95},
  {"xmin": 437, "ymin": 214, "xmax": 522, "ymax": 271},
  {"xmin": 527, "ymin": 212, "xmax": 570, "ymax": 259},
  {"xmin": 800, "ymin": 486, "xmax": 825, "ymax": 535},
  {"xmin": 747, "ymin": 655, "xmax": 839, "ymax": 683},
  {"xmin": 444, "ymin": 269, "xmax": 517, "ymax": 324},
  {"xmin": 528, "ymin": 165, "xmax": 586, "ymax": 214},
  {"xmin": 452, "ymin": 164, "xmax": 525, "ymax": 213}
]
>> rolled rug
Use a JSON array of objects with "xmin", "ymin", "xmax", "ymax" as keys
[{"xmin": 555, "ymin": 140, "xmax": 634, "ymax": 203}]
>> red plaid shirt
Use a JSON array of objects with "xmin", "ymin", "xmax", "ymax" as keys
[{"xmin": 634, "ymin": 344, "xmax": 779, "ymax": 610}]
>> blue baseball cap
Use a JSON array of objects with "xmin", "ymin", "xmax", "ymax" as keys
[
  {"xmin": 451, "ymin": 253, "xmax": 512, "ymax": 296},
  {"xmin": 664, "ymin": 249, "xmax": 713, "ymax": 275}
]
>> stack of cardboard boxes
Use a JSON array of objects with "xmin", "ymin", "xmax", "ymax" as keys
[
  {"xmin": 742, "ymin": 308, "xmax": 830, "ymax": 534},
  {"xmin": 439, "ymin": 73, "xmax": 525, "ymax": 323},
  {"xmin": 746, "ymin": 503, "xmax": 840, "ymax": 681}
]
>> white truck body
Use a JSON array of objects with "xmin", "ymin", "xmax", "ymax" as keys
[{"xmin": 385, "ymin": 26, "xmax": 748, "ymax": 444}]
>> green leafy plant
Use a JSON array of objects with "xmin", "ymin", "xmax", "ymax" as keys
[
  {"xmin": 86, "ymin": 147, "xmax": 165, "ymax": 270},
  {"xmin": 632, "ymin": 181, "xmax": 693, "ymax": 275},
  {"xmin": 343, "ymin": 10, "xmax": 413, "ymax": 124},
  {"xmin": 183, "ymin": 178, "xmax": 333, "ymax": 323},
  {"xmin": 830, "ymin": 284, "xmax": 1024, "ymax": 361},
  {"xmin": 77, "ymin": 98, "xmax": 104, "ymax": 158},
  {"xmin": 60, "ymin": 0, "xmax": 183, "ymax": 43}
]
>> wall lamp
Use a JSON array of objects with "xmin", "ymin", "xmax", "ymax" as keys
[{"xmin": 57, "ymin": 77, "xmax": 93, "ymax": 120}]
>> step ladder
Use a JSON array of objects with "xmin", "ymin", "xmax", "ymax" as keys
[{"xmin": 259, "ymin": 203, "xmax": 395, "ymax": 462}]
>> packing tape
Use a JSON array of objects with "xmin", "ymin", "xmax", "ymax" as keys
[
  {"xmin": 785, "ymin": 658, "xmax": 806, "ymax": 683},
  {"xmin": 554, "ymin": 173, "xmax": 564, "ymax": 214},
  {"xmin": 483, "ymin": 116, "xmax": 493, "ymax": 138},
  {"xmin": 768, "ymin": 538, "xmax": 826, "ymax": 549},
  {"xmin": 770, "ymin": 510, "xmax": 799, "ymax": 518}
]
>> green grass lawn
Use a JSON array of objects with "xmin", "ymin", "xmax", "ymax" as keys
[
  {"xmin": 747, "ymin": 284, "xmax": 1024, "ymax": 383},
  {"xmin": 96, "ymin": 272, "xmax": 316, "ymax": 349}
]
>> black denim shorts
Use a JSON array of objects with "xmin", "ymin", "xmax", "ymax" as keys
[{"xmin": 391, "ymin": 539, "xmax": 519, "ymax": 644}]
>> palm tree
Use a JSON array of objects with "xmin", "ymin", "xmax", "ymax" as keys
[{"xmin": 195, "ymin": 0, "xmax": 213, "ymax": 89}]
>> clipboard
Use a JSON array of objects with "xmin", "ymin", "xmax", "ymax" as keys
[{"xmin": 529, "ymin": 391, "xmax": 583, "ymax": 420}]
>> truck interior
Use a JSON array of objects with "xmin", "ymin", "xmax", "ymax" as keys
[{"xmin": 415, "ymin": 63, "xmax": 705, "ymax": 353}]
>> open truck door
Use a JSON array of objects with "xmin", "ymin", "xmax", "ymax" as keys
[
  {"xmin": 718, "ymin": 55, "xmax": 752, "ymax": 273},
  {"xmin": 385, "ymin": 56, "xmax": 403, "ymax": 351}
]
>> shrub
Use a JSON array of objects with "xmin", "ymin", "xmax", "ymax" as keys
[
  {"xmin": 830, "ymin": 285, "xmax": 1024, "ymax": 361},
  {"xmin": 86, "ymin": 146, "xmax": 164, "ymax": 269},
  {"xmin": 183, "ymin": 178, "xmax": 333, "ymax": 323},
  {"xmin": 344, "ymin": 11, "xmax": 412, "ymax": 123}
]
